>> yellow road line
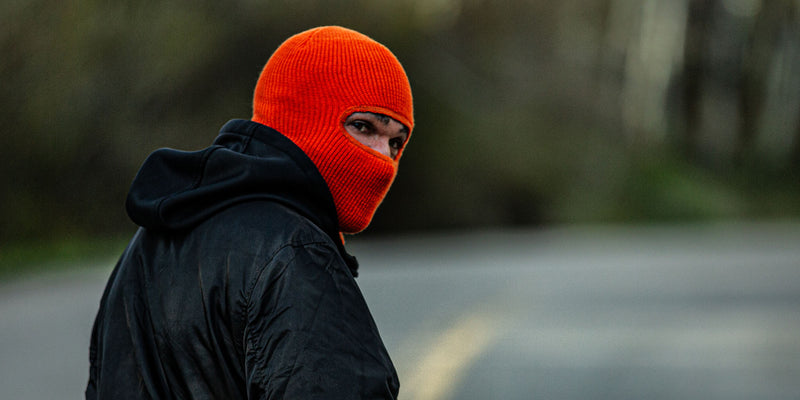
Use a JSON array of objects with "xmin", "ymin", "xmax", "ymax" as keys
[{"xmin": 399, "ymin": 312, "xmax": 499, "ymax": 400}]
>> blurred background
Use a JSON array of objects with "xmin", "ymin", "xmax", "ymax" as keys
[
  {"xmin": 2, "ymin": 0, "xmax": 800, "ymax": 251},
  {"xmin": 2, "ymin": 0, "xmax": 800, "ymax": 399}
]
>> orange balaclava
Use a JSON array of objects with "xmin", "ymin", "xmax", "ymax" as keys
[{"xmin": 252, "ymin": 26, "xmax": 414, "ymax": 233}]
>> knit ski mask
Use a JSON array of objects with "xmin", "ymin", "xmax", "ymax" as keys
[{"xmin": 252, "ymin": 26, "xmax": 414, "ymax": 233}]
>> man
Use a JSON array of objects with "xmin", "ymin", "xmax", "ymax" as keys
[{"xmin": 87, "ymin": 26, "xmax": 413, "ymax": 399}]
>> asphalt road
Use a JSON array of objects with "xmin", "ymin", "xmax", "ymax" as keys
[{"xmin": 2, "ymin": 222, "xmax": 799, "ymax": 399}]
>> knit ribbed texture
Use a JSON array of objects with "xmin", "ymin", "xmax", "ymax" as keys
[{"xmin": 252, "ymin": 26, "xmax": 414, "ymax": 233}]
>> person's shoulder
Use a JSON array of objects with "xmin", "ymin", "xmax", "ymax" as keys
[
  {"xmin": 217, "ymin": 202, "xmax": 350, "ymax": 300},
  {"xmin": 201, "ymin": 200, "xmax": 334, "ymax": 249},
  {"xmin": 182, "ymin": 200, "xmax": 345, "ymax": 292}
]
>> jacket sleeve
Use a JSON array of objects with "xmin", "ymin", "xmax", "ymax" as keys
[{"xmin": 243, "ymin": 242, "xmax": 399, "ymax": 400}]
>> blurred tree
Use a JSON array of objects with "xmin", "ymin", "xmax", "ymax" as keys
[
  {"xmin": 738, "ymin": 0, "xmax": 784, "ymax": 168},
  {"xmin": 681, "ymin": 0, "xmax": 716, "ymax": 162},
  {"xmin": 2, "ymin": 0, "xmax": 799, "ymax": 246}
]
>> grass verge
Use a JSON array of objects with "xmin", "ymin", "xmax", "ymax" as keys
[{"xmin": 0, "ymin": 236, "xmax": 128, "ymax": 282}]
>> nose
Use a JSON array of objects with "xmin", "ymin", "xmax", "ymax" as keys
[{"xmin": 367, "ymin": 138, "xmax": 393, "ymax": 159}]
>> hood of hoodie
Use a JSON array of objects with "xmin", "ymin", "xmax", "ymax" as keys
[{"xmin": 125, "ymin": 119, "xmax": 357, "ymax": 271}]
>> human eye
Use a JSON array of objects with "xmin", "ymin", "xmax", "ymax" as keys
[
  {"xmin": 350, "ymin": 120, "xmax": 372, "ymax": 134},
  {"xmin": 389, "ymin": 137, "xmax": 405, "ymax": 151}
]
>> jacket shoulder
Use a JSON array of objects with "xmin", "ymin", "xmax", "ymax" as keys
[
  {"xmin": 241, "ymin": 236, "xmax": 399, "ymax": 399},
  {"xmin": 200, "ymin": 200, "xmax": 335, "ymax": 250}
]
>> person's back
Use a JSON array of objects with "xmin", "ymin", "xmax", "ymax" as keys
[{"xmin": 87, "ymin": 27, "xmax": 414, "ymax": 399}]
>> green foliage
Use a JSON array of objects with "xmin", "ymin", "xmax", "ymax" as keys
[
  {"xmin": 3, "ymin": 0, "xmax": 799, "ymax": 250},
  {"xmin": 0, "ymin": 235, "xmax": 127, "ymax": 280}
]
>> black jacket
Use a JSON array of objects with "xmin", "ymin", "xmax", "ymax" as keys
[{"xmin": 87, "ymin": 120, "xmax": 399, "ymax": 399}]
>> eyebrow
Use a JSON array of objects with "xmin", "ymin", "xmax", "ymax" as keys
[{"xmin": 375, "ymin": 113, "xmax": 409, "ymax": 134}]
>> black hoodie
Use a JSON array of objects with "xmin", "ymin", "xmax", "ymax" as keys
[{"xmin": 87, "ymin": 120, "xmax": 399, "ymax": 399}]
